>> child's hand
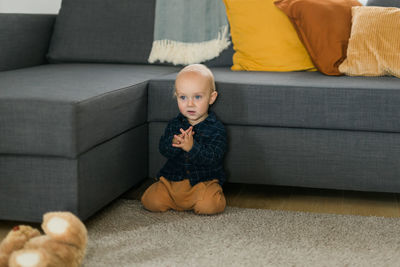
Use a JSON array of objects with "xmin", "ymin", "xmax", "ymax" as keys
[
  {"xmin": 172, "ymin": 127, "xmax": 194, "ymax": 145},
  {"xmin": 172, "ymin": 126, "xmax": 194, "ymax": 152}
]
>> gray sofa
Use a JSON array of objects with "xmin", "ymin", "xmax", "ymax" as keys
[{"xmin": 1, "ymin": 0, "xmax": 400, "ymax": 223}]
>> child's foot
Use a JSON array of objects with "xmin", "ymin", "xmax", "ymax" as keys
[
  {"xmin": 0, "ymin": 225, "xmax": 41, "ymax": 267},
  {"xmin": 9, "ymin": 248, "xmax": 46, "ymax": 267},
  {"xmin": 41, "ymin": 212, "xmax": 87, "ymax": 248}
]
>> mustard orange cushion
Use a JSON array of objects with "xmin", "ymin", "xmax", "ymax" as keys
[
  {"xmin": 223, "ymin": 0, "xmax": 315, "ymax": 71},
  {"xmin": 274, "ymin": 0, "xmax": 361, "ymax": 76},
  {"xmin": 339, "ymin": 6, "xmax": 400, "ymax": 78}
]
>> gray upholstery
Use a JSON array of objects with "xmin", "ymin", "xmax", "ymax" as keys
[
  {"xmin": 47, "ymin": 0, "xmax": 156, "ymax": 64},
  {"xmin": 149, "ymin": 69, "xmax": 400, "ymax": 133},
  {"xmin": 367, "ymin": 0, "xmax": 400, "ymax": 7},
  {"xmin": 202, "ymin": 44, "xmax": 234, "ymax": 67},
  {"xmin": 0, "ymin": 14, "xmax": 55, "ymax": 71},
  {"xmin": 0, "ymin": 125, "xmax": 147, "ymax": 222},
  {"xmin": 0, "ymin": 64, "xmax": 178, "ymax": 157},
  {"xmin": 149, "ymin": 122, "xmax": 400, "ymax": 193}
]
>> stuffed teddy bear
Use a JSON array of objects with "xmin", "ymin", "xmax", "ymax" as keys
[{"xmin": 0, "ymin": 212, "xmax": 87, "ymax": 267}]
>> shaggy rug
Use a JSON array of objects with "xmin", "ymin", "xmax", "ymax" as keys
[{"xmin": 82, "ymin": 199, "xmax": 400, "ymax": 266}]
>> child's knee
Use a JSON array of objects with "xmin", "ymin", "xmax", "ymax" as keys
[
  {"xmin": 194, "ymin": 190, "xmax": 226, "ymax": 215},
  {"xmin": 141, "ymin": 197, "xmax": 170, "ymax": 212},
  {"xmin": 141, "ymin": 182, "xmax": 171, "ymax": 212}
]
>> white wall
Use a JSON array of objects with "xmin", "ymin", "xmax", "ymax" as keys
[{"xmin": 0, "ymin": 0, "xmax": 61, "ymax": 14}]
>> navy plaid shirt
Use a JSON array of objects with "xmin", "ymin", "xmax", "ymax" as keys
[{"xmin": 157, "ymin": 111, "xmax": 227, "ymax": 186}]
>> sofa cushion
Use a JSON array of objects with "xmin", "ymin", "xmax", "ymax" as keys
[
  {"xmin": 149, "ymin": 68, "xmax": 400, "ymax": 133},
  {"xmin": 274, "ymin": 0, "xmax": 361, "ymax": 75},
  {"xmin": 223, "ymin": 0, "xmax": 315, "ymax": 71},
  {"xmin": 0, "ymin": 64, "xmax": 178, "ymax": 157},
  {"xmin": 338, "ymin": 6, "xmax": 400, "ymax": 78},
  {"xmin": 47, "ymin": 0, "xmax": 156, "ymax": 64}
]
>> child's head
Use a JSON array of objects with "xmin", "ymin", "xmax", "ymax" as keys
[{"xmin": 174, "ymin": 64, "xmax": 218, "ymax": 125}]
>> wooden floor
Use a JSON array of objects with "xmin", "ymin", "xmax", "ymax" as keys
[
  {"xmin": 1, "ymin": 180, "xmax": 400, "ymax": 240},
  {"xmin": 223, "ymin": 183, "xmax": 400, "ymax": 217},
  {"xmin": 127, "ymin": 178, "xmax": 400, "ymax": 218}
]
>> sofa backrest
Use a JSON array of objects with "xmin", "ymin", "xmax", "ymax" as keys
[
  {"xmin": 0, "ymin": 14, "xmax": 56, "ymax": 71},
  {"xmin": 47, "ymin": 0, "xmax": 233, "ymax": 67},
  {"xmin": 47, "ymin": 0, "xmax": 156, "ymax": 65}
]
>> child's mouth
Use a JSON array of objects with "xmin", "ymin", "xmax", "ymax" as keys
[{"xmin": 187, "ymin": 111, "xmax": 196, "ymax": 115}]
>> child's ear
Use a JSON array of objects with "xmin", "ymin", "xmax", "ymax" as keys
[{"xmin": 209, "ymin": 91, "xmax": 218, "ymax": 105}]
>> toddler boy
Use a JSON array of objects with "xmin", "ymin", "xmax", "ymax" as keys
[{"xmin": 141, "ymin": 64, "xmax": 227, "ymax": 215}]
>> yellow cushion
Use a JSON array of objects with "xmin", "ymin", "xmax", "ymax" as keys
[
  {"xmin": 339, "ymin": 6, "xmax": 400, "ymax": 78},
  {"xmin": 223, "ymin": 0, "xmax": 315, "ymax": 71}
]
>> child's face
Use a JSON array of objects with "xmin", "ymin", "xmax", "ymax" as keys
[{"xmin": 175, "ymin": 71, "xmax": 217, "ymax": 125}]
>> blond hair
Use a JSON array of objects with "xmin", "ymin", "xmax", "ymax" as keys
[{"xmin": 174, "ymin": 64, "xmax": 216, "ymax": 96}]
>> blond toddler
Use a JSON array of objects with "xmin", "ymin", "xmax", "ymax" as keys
[{"xmin": 141, "ymin": 64, "xmax": 227, "ymax": 215}]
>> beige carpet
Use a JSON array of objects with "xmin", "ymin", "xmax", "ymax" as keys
[{"xmin": 83, "ymin": 199, "xmax": 400, "ymax": 267}]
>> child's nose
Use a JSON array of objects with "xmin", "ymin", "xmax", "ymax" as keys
[{"xmin": 188, "ymin": 98, "xmax": 194, "ymax": 106}]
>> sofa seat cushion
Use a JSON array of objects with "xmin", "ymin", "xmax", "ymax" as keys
[
  {"xmin": 0, "ymin": 63, "xmax": 178, "ymax": 157},
  {"xmin": 149, "ymin": 68, "xmax": 400, "ymax": 133}
]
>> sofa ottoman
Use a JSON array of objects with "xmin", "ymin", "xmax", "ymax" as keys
[{"xmin": 0, "ymin": 63, "xmax": 178, "ymax": 222}]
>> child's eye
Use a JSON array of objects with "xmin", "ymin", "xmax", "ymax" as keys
[
  {"xmin": 195, "ymin": 95, "xmax": 202, "ymax": 100},
  {"xmin": 179, "ymin": 96, "xmax": 186, "ymax": 100}
]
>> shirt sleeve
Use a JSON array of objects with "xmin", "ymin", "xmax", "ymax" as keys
[
  {"xmin": 186, "ymin": 127, "xmax": 227, "ymax": 166},
  {"xmin": 159, "ymin": 120, "xmax": 182, "ymax": 159}
]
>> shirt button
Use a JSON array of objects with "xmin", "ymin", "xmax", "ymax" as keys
[{"xmin": 186, "ymin": 170, "xmax": 190, "ymax": 174}]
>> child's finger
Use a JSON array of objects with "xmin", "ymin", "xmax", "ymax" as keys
[
  {"xmin": 172, "ymin": 143, "xmax": 182, "ymax": 147},
  {"xmin": 174, "ymin": 134, "xmax": 184, "ymax": 142},
  {"xmin": 182, "ymin": 126, "xmax": 191, "ymax": 135}
]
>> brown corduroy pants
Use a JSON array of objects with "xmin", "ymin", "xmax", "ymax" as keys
[{"xmin": 141, "ymin": 177, "xmax": 226, "ymax": 215}]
